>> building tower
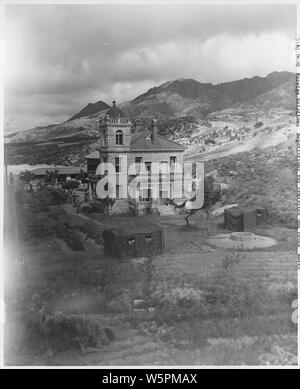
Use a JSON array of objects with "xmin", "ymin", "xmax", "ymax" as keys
[{"xmin": 99, "ymin": 101, "xmax": 132, "ymax": 154}]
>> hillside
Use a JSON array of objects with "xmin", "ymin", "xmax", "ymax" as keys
[
  {"xmin": 205, "ymin": 139, "xmax": 297, "ymax": 228},
  {"xmin": 4, "ymin": 71, "xmax": 295, "ymax": 145},
  {"xmin": 4, "ymin": 110, "xmax": 108, "ymax": 144},
  {"xmin": 212, "ymin": 82, "xmax": 295, "ymax": 117},
  {"xmin": 250, "ymin": 82, "xmax": 295, "ymax": 110},
  {"xmin": 122, "ymin": 71, "xmax": 294, "ymax": 119},
  {"xmin": 67, "ymin": 100, "xmax": 110, "ymax": 122}
]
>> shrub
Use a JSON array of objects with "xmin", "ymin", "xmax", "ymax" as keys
[
  {"xmin": 223, "ymin": 252, "xmax": 247, "ymax": 271},
  {"xmin": 254, "ymin": 121, "xmax": 263, "ymax": 129},
  {"xmin": 56, "ymin": 225, "xmax": 84, "ymax": 251},
  {"xmin": 15, "ymin": 188, "xmax": 68, "ymax": 206},
  {"xmin": 62, "ymin": 180, "xmax": 80, "ymax": 191},
  {"xmin": 15, "ymin": 189, "xmax": 31, "ymax": 205},
  {"xmin": 49, "ymin": 189, "xmax": 68, "ymax": 204},
  {"xmin": 80, "ymin": 221, "xmax": 103, "ymax": 245},
  {"xmin": 29, "ymin": 311, "xmax": 114, "ymax": 352},
  {"xmin": 152, "ymin": 287, "xmax": 209, "ymax": 321},
  {"xmin": 150, "ymin": 270, "xmax": 281, "ymax": 323}
]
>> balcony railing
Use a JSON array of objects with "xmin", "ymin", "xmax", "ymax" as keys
[{"xmin": 99, "ymin": 117, "xmax": 131, "ymax": 125}]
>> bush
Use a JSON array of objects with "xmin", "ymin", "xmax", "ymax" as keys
[
  {"xmin": 223, "ymin": 252, "xmax": 246, "ymax": 271},
  {"xmin": 15, "ymin": 188, "xmax": 68, "ymax": 206},
  {"xmin": 81, "ymin": 201, "xmax": 106, "ymax": 214},
  {"xmin": 56, "ymin": 225, "xmax": 84, "ymax": 251},
  {"xmin": 62, "ymin": 180, "xmax": 80, "ymax": 191},
  {"xmin": 254, "ymin": 121, "xmax": 263, "ymax": 129},
  {"xmin": 49, "ymin": 189, "xmax": 68, "ymax": 204},
  {"xmin": 152, "ymin": 287, "xmax": 209, "ymax": 321},
  {"xmin": 150, "ymin": 271, "xmax": 283, "ymax": 323},
  {"xmin": 29, "ymin": 311, "xmax": 114, "ymax": 352},
  {"xmin": 80, "ymin": 221, "xmax": 103, "ymax": 245}
]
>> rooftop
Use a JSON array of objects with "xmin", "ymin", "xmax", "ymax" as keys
[
  {"xmin": 85, "ymin": 150, "xmax": 100, "ymax": 160},
  {"xmin": 130, "ymin": 130, "xmax": 186, "ymax": 152},
  {"xmin": 105, "ymin": 101, "xmax": 126, "ymax": 118},
  {"xmin": 103, "ymin": 219, "xmax": 163, "ymax": 236},
  {"xmin": 31, "ymin": 166, "xmax": 87, "ymax": 176}
]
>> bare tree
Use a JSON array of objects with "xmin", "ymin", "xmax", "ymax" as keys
[{"xmin": 166, "ymin": 176, "xmax": 225, "ymax": 232}]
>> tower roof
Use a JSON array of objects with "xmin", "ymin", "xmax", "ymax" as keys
[{"xmin": 105, "ymin": 101, "xmax": 125, "ymax": 118}]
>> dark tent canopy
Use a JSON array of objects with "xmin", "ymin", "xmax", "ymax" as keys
[
  {"xmin": 102, "ymin": 220, "xmax": 165, "ymax": 260},
  {"xmin": 256, "ymin": 207, "xmax": 268, "ymax": 225},
  {"xmin": 224, "ymin": 206, "xmax": 268, "ymax": 231}
]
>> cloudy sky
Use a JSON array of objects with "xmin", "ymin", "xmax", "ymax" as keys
[{"xmin": 5, "ymin": 3, "xmax": 296, "ymax": 133}]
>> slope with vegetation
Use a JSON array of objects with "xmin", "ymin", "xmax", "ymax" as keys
[{"xmin": 205, "ymin": 141, "xmax": 297, "ymax": 228}]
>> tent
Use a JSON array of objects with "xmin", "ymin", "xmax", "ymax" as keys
[
  {"xmin": 224, "ymin": 206, "xmax": 257, "ymax": 231},
  {"xmin": 256, "ymin": 207, "xmax": 268, "ymax": 225},
  {"xmin": 102, "ymin": 220, "xmax": 165, "ymax": 260}
]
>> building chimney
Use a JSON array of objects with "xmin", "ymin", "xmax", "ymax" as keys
[
  {"xmin": 133, "ymin": 118, "xmax": 143, "ymax": 133},
  {"xmin": 152, "ymin": 119, "xmax": 157, "ymax": 143}
]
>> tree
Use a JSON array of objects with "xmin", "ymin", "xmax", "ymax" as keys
[
  {"xmin": 103, "ymin": 195, "xmax": 115, "ymax": 209},
  {"xmin": 45, "ymin": 169, "xmax": 60, "ymax": 185},
  {"xmin": 166, "ymin": 176, "xmax": 225, "ymax": 232},
  {"xmin": 143, "ymin": 199, "xmax": 153, "ymax": 215},
  {"xmin": 76, "ymin": 169, "xmax": 88, "ymax": 188},
  {"xmin": 62, "ymin": 180, "xmax": 80, "ymax": 192},
  {"xmin": 18, "ymin": 170, "xmax": 35, "ymax": 184}
]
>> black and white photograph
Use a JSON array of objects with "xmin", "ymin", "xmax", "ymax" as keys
[{"xmin": 1, "ymin": 1, "xmax": 298, "ymax": 367}]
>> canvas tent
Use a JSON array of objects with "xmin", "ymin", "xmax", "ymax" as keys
[
  {"xmin": 256, "ymin": 207, "xmax": 268, "ymax": 225},
  {"xmin": 224, "ymin": 206, "xmax": 268, "ymax": 231},
  {"xmin": 102, "ymin": 220, "xmax": 165, "ymax": 260}
]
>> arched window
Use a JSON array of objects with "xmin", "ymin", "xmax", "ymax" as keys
[{"xmin": 116, "ymin": 130, "xmax": 123, "ymax": 145}]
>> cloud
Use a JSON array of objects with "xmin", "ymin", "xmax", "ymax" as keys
[{"xmin": 4, "ymin": 3, "xmax": 296, "ymax": 132}]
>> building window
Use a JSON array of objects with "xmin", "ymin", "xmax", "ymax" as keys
[
  {"xmin": 170, "ymin": 156, "xmax": 177, "ymax": 172},
  {"xmin": 145, "ymin": 234, "xmax": 152, "ymax": 245},
  {"xmin": 115, "ymin": 157, "xmax": 121, "ymax": 173},
  {"xmin": 116, "ymin": 130, "xmax": 123, "ymax": 145},
  {"xmin": 135, "ymin": 157, "xmax": 142, "ymax": 174},
  {"xmin": 128, "ymin": 236, "xmax": 135, "ymax": 247},
  {"xmin": 116, "ymin": 185, "xmax": 123, "ymax": 198},
  {"xmin": 145, "ymin": 162, "xmax": 151, "ymax": 173},
  {"xmin": 140, "ymin": 188, "xmax": 151, "ymax": 202},
  {"xmin": 160, "ymin": 161, "xmax": 168, "ymax": 174}
]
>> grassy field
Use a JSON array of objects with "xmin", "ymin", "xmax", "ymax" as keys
[{"xmin": 4, "ymin": 198, "xmax": 297, "ymax": 366}]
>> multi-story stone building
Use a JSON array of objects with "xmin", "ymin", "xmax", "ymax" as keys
[{"xmin": 85, "ymin": 101, "xmax": 186, "ymax": 214}]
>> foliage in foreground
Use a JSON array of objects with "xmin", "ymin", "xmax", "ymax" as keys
[
  {"xmin": 55, "ymin": 225, "xmax": 85, "ymax": 251},
  {"xmin": 25, "ymin": 310, "xmax": 115, "ymax": 353},
  {"xmin": 15, "ymin": 187, "xmax": 68, "ymax": 207}
]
